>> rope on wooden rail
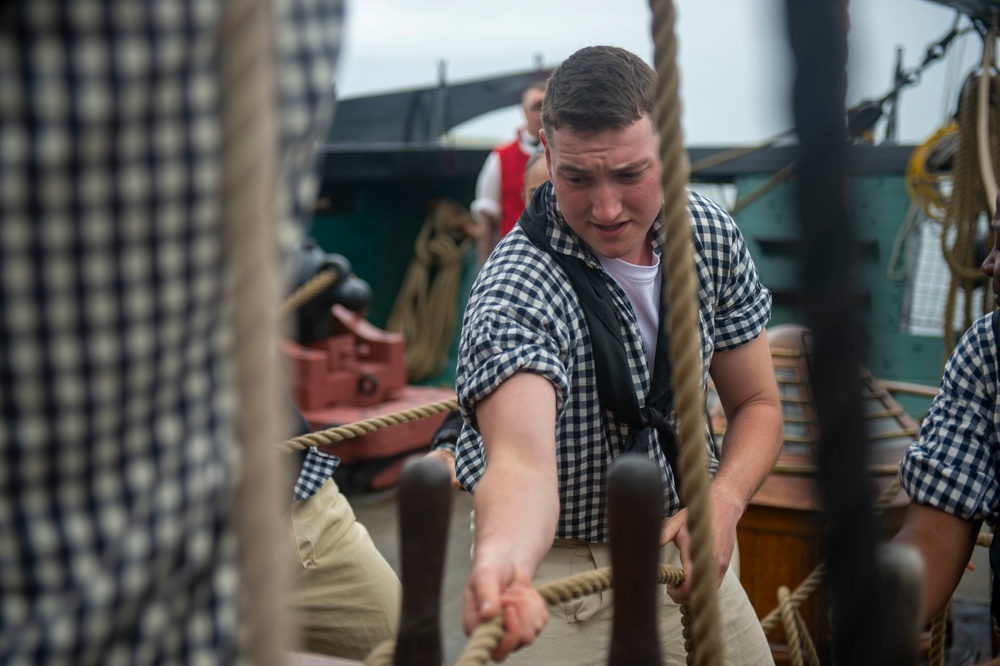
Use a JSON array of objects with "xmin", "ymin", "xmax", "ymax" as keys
[
  {"xmin": 649, "ymin": 1, "xmax": 723, "ymax": 664},
  {"xmin": 277, "ymin": 397, "xmax": 459, "ymax": 453}
]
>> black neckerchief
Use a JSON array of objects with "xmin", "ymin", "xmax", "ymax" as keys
[{"xmin": 518, "ymin": 184, "xmax": 682, "ymax": 492}]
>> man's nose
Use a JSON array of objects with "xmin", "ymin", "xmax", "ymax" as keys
[{"xmin": 591, "ymin": 181, "xmax": 622, "ymax": 223}]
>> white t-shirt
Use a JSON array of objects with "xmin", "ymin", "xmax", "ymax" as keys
[{"xmin": 597, "ymin": 250, "xmax": 662, "ymax": 370}]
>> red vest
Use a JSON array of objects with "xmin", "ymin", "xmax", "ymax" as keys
[{"xmin": 496, "ymin": 139, "xmax": 532, "ymax": 238}]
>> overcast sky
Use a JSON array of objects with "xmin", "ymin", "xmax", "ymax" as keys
[{"xmin": 332, "ymin": 0, "xmax": 984, "ymax": 147}]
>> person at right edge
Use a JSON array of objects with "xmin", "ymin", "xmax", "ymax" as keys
[
  {"xmin": 891, "ymin": 191, "xmax": 1000, "ymax": 666},
  {"xmin": 433, "ymin": 46, "xmax": 783, "ymax": 664}
]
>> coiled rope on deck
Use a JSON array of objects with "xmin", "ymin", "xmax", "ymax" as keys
[
  {"xmin": 220, "ymin": 0, "xmax": 288, "ymax": 661},
  {"xmin": 650, "ymin": 1, "xmax": 723, "ymax": 664}
]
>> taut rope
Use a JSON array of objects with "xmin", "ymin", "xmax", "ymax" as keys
[
  {"xmin": 277, "ymin": 397, "xmax": 459, "ymax": 453},
  {"xmin": 279, "ymin": 269, "xmax": 340, "ymax": 319},
  {"xmin": 221, "ymin": 0, "xmax": 287, "ymax": 662},
  {"xmin": 650, "ymin": 1, "xmax": 723, "ymax": 664},
  {"xmin": 361, "ymin": 565, "xmax": 686, "ymax": 666}
]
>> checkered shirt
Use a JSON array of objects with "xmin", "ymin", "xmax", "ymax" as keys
[
  {"xmin": 0, "ymin": 1, "xmax": 342, "ymax": 663},
  {"xmin": 899, "ymin": 313, "xmax": 1000, "ymax": 528},
  {"xmin": 453, "ymin": 183, "xmax": 772, "ymax": 542}
]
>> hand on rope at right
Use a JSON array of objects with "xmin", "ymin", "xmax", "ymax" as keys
[
  {"xmin": 463, "ymin": 559, "xmax": 548, "ymax": 662},
  {"xmin": 659, "ymin": 482, "xmax": 745, "ymax": 604}
]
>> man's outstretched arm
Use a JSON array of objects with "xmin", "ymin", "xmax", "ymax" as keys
[{"xmin": 464, "ymin": 372, "xmax": 560, "ymax": 661}]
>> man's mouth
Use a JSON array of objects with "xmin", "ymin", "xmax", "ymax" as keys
[{"xmin": 595, "ymin": 222, "xmax": 625, "ymax": 232}]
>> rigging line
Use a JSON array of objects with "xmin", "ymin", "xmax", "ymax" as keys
[
  {"xmin": 689, "ymin": 128, "xmax": 795, "ymax": 174},
  {"xmin": 941, "ymin": 13, "xmax": 970, "ymax": 124},
  {"xmin": 977, "ymin": 13, "xmax": 998, "ymax": 216}
]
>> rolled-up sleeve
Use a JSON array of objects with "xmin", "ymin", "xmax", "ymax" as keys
[{"xmin": 899, "ymin": 315, "xmax": 1000, "ymax": 526}]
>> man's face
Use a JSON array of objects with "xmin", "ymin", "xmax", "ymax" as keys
[
  {"xmin": 541, "ymin": 115, "xmax": 662, "ymax": 266},
  {"xmin": 983, "ymin": 192, "xmax": 1000, "ymax": 307},
  {"xmin": 522, "ymin": 89, "xmax": 544, "ymax": 139},
  {"xmin": 522, "ymin": 158, "xmax": 549, "ymax": 204}
]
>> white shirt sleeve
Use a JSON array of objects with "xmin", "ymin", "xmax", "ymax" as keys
[{"xmin": 470, "ymin": 150, "xmax": 502, "ymax": 225}]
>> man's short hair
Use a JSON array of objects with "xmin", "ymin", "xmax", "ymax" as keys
[{"xmin": 541, "ymin": 46, "xmax": 656, "ymax": 138}]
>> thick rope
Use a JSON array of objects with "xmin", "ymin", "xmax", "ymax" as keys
[
  {"xmin": 278, "ymin": 268, "xmax": 339, "ymax": 319},
  {"xmin": 649, "ymin": 2, "xmax": 723, "ymax": 664},
  {"xmin": 928, "ymin": 601, "xmax": 949, "ymax": 666},
  {"xmin": 277, "ymin": 397, "xmax": 459, "ymax": 453},
  {"xmin": 759, "ymin": 564, "xmax": 827, "ymax": 635},
  {"xmin": 438, "ymin": 564, "xmax": 685, "ymax": 666},
  {"xmin": 386, "ymin": 200, "xmax": 475, "ymax": 383},
  {"xmin": 940, "ymin": 67, "xmax": 999, "ymax": 359},
  {"xmin": 778, "ymin": 586, "xmax": 805, "ymax": 666},
  {"xmin": 794, "ymin": 606, "xmax": 822, "ymax": 666},
  {"xmin": 220, "ymin": 0, "xmax": 287, "ymax": 662}
]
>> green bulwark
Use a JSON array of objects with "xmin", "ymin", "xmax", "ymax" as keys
[{"xmin": 729, "ymin": 169, "xmax": 943, "ymax": 419}]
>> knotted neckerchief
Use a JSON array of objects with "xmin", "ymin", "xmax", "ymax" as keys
[{"xmin": 518, "ymin": 185, "xmax": 682, "ymax": 492}]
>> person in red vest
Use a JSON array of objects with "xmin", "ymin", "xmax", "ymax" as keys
[{"xmin": 471, "ymin": 80, "xmax": 546, "ymax": 262}]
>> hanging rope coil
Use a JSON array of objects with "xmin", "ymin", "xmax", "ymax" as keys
[
  {"xmin": 386, "ymin": 199, "xmax": 476, "ymax": 383},
  {"xmin": 650, "ymin": 1, "xmax": 723, "ymax": 664},
  {"xmin": 940, "ymin": 66, "xmax": 999, "ymax": 358}
]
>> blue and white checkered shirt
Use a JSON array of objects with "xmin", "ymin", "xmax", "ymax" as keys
[
  {"xmin": 899, "ymin": 313, "xmax": 1000, "ymax": 527},
  {"xmin": 453, "ymin": 184, "xmax": 772, "ymax": 542},
  {"xmin": 0, "ymin": 1, "xmax": 342, "ymax": 662}
]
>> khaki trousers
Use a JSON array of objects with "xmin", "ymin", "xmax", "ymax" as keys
[
  {"xmin": 502, "ymin": 539, "xmax": 774, "ymax": 666},
  {"xmin": 289, "ymin": 478, "xmax": 401, "ymax": 659}
]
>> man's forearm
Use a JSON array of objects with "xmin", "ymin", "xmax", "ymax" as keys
[
  {"xmin": 473, "ymin": 459, "xmax": 559, "ymax": 576},
  {"xmin": 712, "ymin": 400, "xmax": 784, "ymax": 517},
  {"xmin": 892, "ymin": 502, "xmax": 980, "ymax": 625},
  {"xmin": 472, "ymin": 371, "xmax": 561, "ymax": 576}
]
